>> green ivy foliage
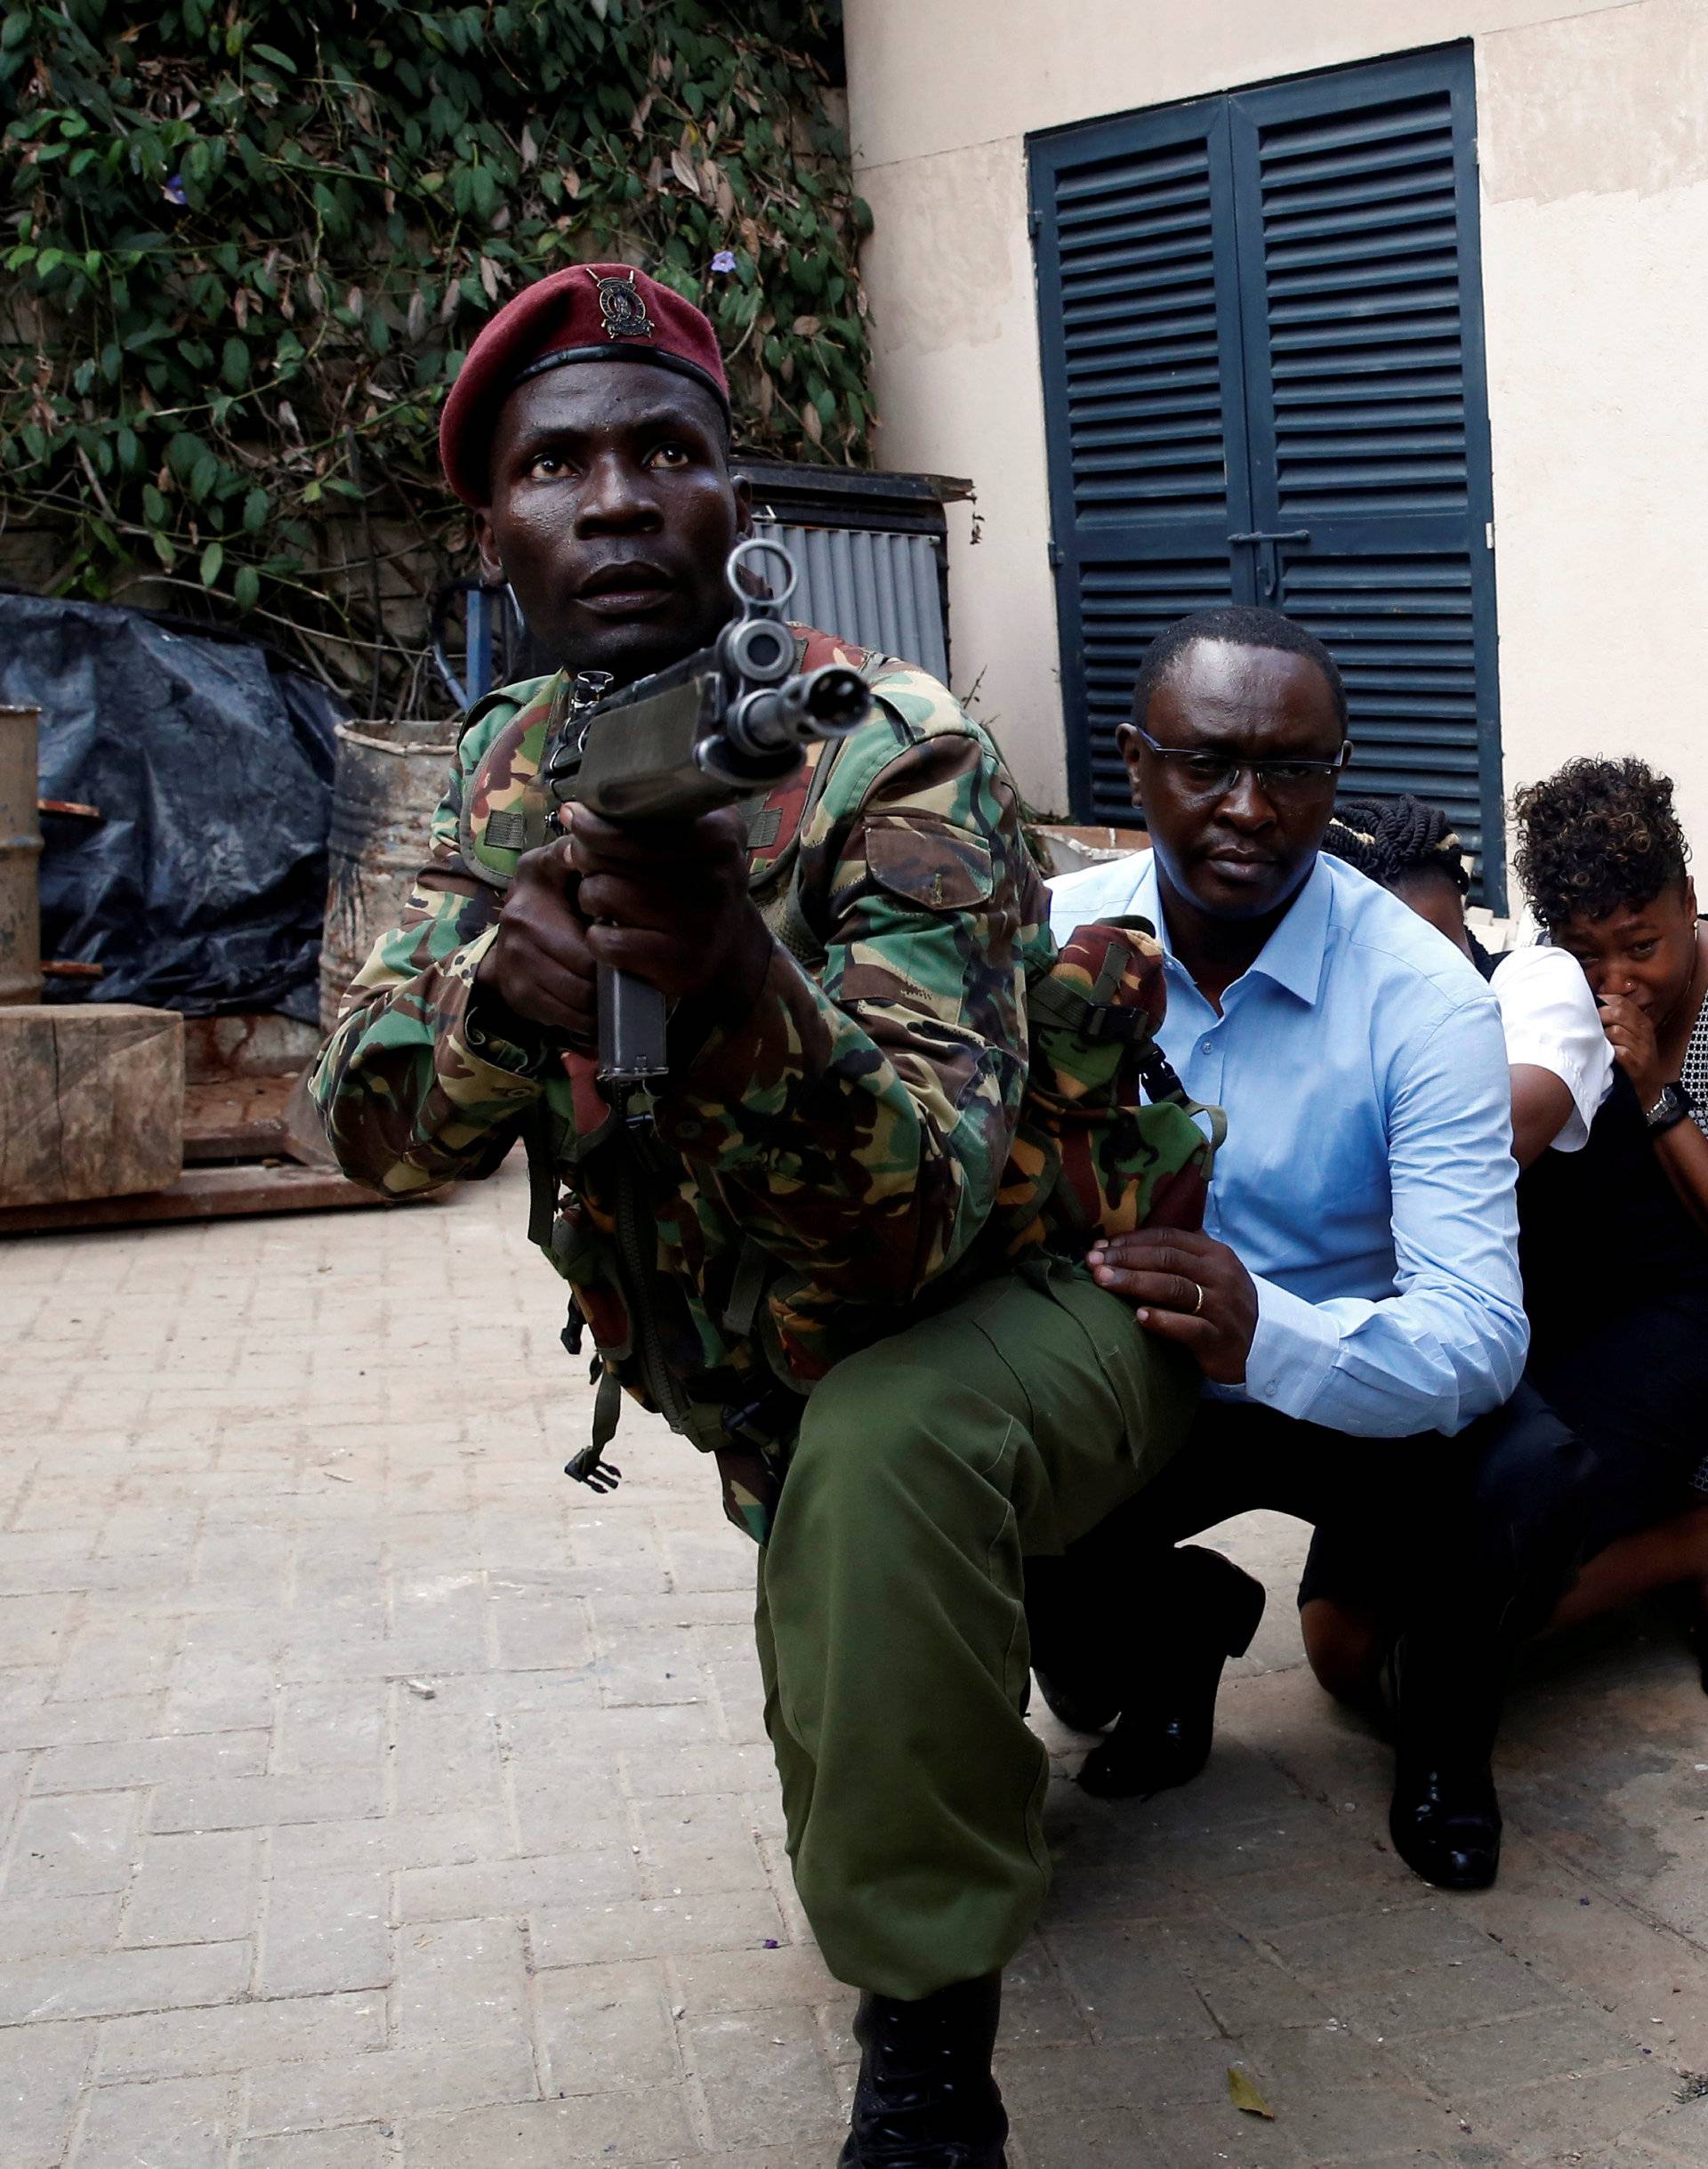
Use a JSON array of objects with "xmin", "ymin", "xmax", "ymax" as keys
[{"xmin": 1, "ymin": 0, "xmax": 871, "ymax": 690}]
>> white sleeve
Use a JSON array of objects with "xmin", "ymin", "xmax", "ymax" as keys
[{"xmin": 1490, "ymin": 946, "xmax": 1613, "ymax": 1153}]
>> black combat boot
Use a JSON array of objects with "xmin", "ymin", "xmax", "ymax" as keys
[
  {"xmin": 838, "ymin": 1974, "xmax": 1008, "ymax": 2167},
  {"xmin": 1076, "ymin": 1546, "xmax": 1267, "ymax": 1799},
  {"xmin": 1386, "ymin": 1630, "xmax": 1503, "ymax": 1891}
]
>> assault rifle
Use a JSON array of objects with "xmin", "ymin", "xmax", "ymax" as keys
[{"xmin": 541, "ymin": 536, "xmax": 871, "ymax": 1088}]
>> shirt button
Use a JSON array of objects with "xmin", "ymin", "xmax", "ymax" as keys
[{"xmin": 1201, "ymin": 1040, "xmax": 1213, "ymax": 1056}]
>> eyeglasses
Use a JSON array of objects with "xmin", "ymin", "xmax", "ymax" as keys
[{"xmin": 1128, "ymin": 722, "xmax": 1353, "ymax": 801}]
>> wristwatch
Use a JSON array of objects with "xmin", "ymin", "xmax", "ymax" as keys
[{"xmin": 1644, "ymin": 1080, "xmax": 1696, "ymax": 1134}]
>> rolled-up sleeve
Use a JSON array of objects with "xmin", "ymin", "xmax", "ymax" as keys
[{"xmin": 1241, "ymin": 996, "xmax": 1528, "ymax": 1436}]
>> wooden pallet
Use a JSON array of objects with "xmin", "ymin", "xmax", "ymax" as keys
[{"xmin": 0, "ymin": 1069, "xmax": 454, "ymax": 1234}]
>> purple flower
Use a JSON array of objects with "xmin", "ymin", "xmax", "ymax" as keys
[
  {"xmin": 163, "ymin": 174, "xmax": 188, "ymax": 206},
  {"xmin": 709, "ymin": 249, "xmax": 737, "ymax": 275}
]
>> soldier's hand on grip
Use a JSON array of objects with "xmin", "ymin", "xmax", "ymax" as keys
[
  {"xmin": 1085, "ymin": 1227, "xmax": 1259, "ymax": 1385},
  {"xmin": 570, "ymin": 804, "xmax": 774, "ymax": 1019},
  {"xmin": 476, "ymin": 835, "xmax": 599, "ymax": 1045}
]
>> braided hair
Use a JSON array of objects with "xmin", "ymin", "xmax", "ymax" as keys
[{"xmin": 1324, "ymin": 796, "xmax": 1470, "ymax": 895}]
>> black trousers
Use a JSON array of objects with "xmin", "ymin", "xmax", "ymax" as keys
[{"xmin": 1029, "ymin": 1382, "xmax": 1594, "ymax": 1661}]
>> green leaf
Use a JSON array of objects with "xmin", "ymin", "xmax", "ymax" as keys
[
  {"xmin": 222, "ymin": 336, "xmax": 250, "ymax": 389},
  {"xmin": 243, "ymin": 487, "xmax": 270, "ymax": 532},
  {"xmin": 189, "ymin": 448, "xmax": 222, "ymax": 502},
  {"xmin": 142, "ymin": 483, "xmax": 167, "ymax": 526},
  {"xmin": 117, "ymin": 428, "xmax": 141, "ymax": 472},
  {"xmin": 1227, "ymin": 2068, "xmax": 1274, "ymax": 2121},
  {"xmin": 200, "ymin": 540, "xmax": 224, "ymax": 587},
  {"xmin": 234, "ymin": 564, "xmax": 260, "ymax": 609}
]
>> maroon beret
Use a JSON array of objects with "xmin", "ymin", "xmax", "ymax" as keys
[{"xmin": 439, "ymin": 263, "xmax": 731, "ymax": 506}]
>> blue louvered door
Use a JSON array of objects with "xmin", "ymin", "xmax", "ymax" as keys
[
  {"xmin": 1029, "ymin": 101, "xmax": 1256, "ymax": 822},
  {"xmin": 1031, "ymin": 44, "xmax": 1504, "ymax": 899}
]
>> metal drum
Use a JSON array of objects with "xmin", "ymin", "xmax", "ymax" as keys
[
  {"xmin": 318, "ymin": 721, "xmax": 457, "ymax": 1034},
  {"xmin": 0, "ymin": 703, "xmax": 43, "ymax": 1006}
]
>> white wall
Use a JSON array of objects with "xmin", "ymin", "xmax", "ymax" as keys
[{"xmin": 846, "ymin": 0, "xmax": 1708, "ymax": 876}]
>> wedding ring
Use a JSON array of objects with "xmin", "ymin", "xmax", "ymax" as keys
[{"xmin": 1189, "ymin": 1280, "xmax": 1204, "ymax": 1316}]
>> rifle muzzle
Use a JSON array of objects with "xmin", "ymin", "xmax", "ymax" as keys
[{"xmin": 724, "ymin": 665, "xmax": 870, "ymax": 761}]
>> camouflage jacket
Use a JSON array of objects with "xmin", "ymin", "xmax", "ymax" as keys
[{"xmin": 310, "ymin": 632, "xmax": 1053, "ymax": 1536}]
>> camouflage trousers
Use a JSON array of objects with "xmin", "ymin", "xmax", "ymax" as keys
[{"xmin": 753, "ymin": 1259, "xmax": 1198, "ymax": 2002}]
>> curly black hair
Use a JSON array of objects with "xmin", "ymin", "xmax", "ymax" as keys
[
  {"xmin": 1324, "ymin": 795, "xmax": 1470, "ymax": 894},
  {"xmin": 1511, "ymin": 757, "xmax": 1689, "ymax": 931}
]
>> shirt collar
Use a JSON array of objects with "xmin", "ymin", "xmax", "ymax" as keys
[{"xmin": 1139, "ymin": 851, "xmax": 1333, "ymax": 1009}]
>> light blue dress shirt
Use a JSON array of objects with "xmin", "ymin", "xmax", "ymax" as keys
[{"xmin": 1049, "ymin": 851, "xmax": 1527, "ymax": 1438}]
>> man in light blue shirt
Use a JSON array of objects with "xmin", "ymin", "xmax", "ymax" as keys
[{"xmin": 1029, "ymin": 607, "xmax": 1587, "ymax": 1895}]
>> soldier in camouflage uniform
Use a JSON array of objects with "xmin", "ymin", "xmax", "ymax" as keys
[{"xmin": 312, "ymin": 265, "xmax": 1196, "ymax": 2169}]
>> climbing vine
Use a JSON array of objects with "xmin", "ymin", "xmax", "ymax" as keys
[{"xmin": 1, "ymin": 0, "xmax": 871, "ymax": 706}]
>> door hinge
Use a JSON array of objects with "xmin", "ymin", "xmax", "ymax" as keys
[
  {"xmin": 1027, "ymin": 206, "xmax": 1042, "ymax": 243},
  {"xmin": 1485, "ymin": 520, "xmax": 1495, "ymax": 551},
  {"xmin": 1047, "ymin": 539, "xmax": 1063, "ymax": 570}
]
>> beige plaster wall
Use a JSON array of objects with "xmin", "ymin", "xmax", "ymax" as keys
[{"xmin": 848, "ymin": 0, "xmax": 1708, "ymax": 872}]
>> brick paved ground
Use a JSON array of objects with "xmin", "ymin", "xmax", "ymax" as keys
[{"xmin": 3, "ymin": 1157, "xmax": 1707, "ymax": 2168}]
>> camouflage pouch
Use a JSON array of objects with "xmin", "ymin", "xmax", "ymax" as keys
[{"xmin": 988, "ymin": 915, "xmax": 1225, "ymax": 1262}]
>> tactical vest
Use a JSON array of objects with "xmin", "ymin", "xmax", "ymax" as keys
[{"xmin": 456, "ymin": 635, "xmax": 1222, "ymax": 1531}]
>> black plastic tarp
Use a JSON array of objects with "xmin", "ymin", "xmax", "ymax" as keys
[{"xmin": 0, "ymin": 592, "xmax": 348, "ymax": 1020}]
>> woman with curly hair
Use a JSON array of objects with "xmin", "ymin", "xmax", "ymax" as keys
[
  {"xmin": 1303, "ymin": 772, "xmax": 1708, "ymax": 1699},
  {"xmin": 1509, "ymin": 757, "xmax": 1708, "ymax": 1647}
]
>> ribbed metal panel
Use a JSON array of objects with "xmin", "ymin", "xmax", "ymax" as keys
[{"xmin": 753, "ymin": 520, "xmax": 948, "ymax": 683}]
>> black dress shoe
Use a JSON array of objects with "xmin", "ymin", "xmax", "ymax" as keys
[
  {"xmin": 1077, "ymin": 1547, "xmax": 1266, "ymax": 1800},
  {"xmin": 838, "ymin": 1975, "xmax": 1008, "ymax": 2167},
  {"xmin": 1385, "ymin": 1633, "xmax": 1503, "ymax": 1891},
  {"xmin": 1388, "ymin": 1757, "xmax": 1502, "ymax": 1890}
]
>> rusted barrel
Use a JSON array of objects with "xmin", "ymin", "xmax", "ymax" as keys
[
  {"xmin": 318, "ymin": 720, "xmax": 458, "ymax": 1034},
  {"xmin": 0, "ymin": 703, "xmax": 43, "ymax": 1006}
]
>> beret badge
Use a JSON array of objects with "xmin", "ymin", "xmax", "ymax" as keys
[{"xmin": 588, "ymin": 266, "xmax": 655, "ymax": 343}]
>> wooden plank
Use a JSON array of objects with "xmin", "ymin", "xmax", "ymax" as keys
[
  {"xmin": 0, "ymin": 1005, "xmax": 184, "ymax": 1209},
  {"xmin": 0, "ymin": 1162, "xmax": 452, "ymax": 1235},
  {"xmin": 182, "ymin": 1076, "xmax": 294, "ymax": 1162}
]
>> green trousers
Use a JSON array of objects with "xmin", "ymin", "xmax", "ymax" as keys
[{"xmin": 753, "ymin": 1261, "xmax": 1196, "ymax": 2001}]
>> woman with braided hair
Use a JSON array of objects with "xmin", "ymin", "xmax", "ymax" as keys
[{"xmin": 1305, "ymin": 774, "xmax": 1708, "ymax": 1702}]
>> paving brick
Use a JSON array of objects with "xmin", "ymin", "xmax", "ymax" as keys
[
  {"xmin": 532, "ymin": 1959, "xmax": 678, "ymax": 2096},
  {"xmin": 0, "ymin": 1940, "xmax": 252, "ymax": 2024},
  {"xmin": 4, "ymin": 1791, "xmax": 141, "ymax": 1899},
  {"xmin": 246, "ymin": 2037, "xmax": 539, "ymax": 2133},
  {"xmin": 256, "ymin": 1873, "xmax": 390, "ymax": 1997},
  {"xmin": 1403, "ymin": 2002, "xmax": 1646, "ymax": 2092},
  {"xmin": 394, "ymin": 1915, "xmax": 530, "ymax": 2050},
  {"xmin": 95, "ymin": 1990, "xmax": 384, "ymax": 2083},
  {"xmin": 0, "ymin": 1693, "xmax": 170, "ymax": 1754},
  {"xmin": 0, "ymin": 2019, "xmax": 93, "ymax": 2169},
  {"xmin": 399, "ymin": 2091, "xmax": 698, "ymax": 2166},
  {"xmin": 634, "ymin": 1791, "xmax": 770, "ymax": 1898},
  {"xmin": 68, "ymin": 2072, "xmax": 236, "ymax": 2168},
  {"xmin": 1332, "ymin": 1944, "xmax": 1567, "ymax": 2040},
  {"xmin": 149, "ymin": 1771, "xmax": 384, "ymax": 1834},
  {"xmin": 53, "ymin": 1612, "xmax": 181, "ymax": 1701},
  {"xmin": 270, "ymin": 1682, "xmax": 388, "ymax": 1777},
  {"xmin": 530, "ymin": 1889, "xmax": 788, "ymax": 1969},
  {"xmin": 0, "ymin": 1593, "xmax": 77, "ymax": 1666},
  {"xmin": 32, "ymin": 1729, "xmax": 270, "ymax": 1794},
  {"xmin": 394, "ymin": 1847, "xmax": 639, "ymax": 1922},
  {"xmin": 687, "ymin": 2003, "xmax": 844, "ymax": 2151},
  {"xmin": 0, "ymin": 1890, "xmax": 125, "ymax": 1960},
  {"xmin": 122, "ymin": 1828, "xmax": 261, "ymax": 1948},
  {"xmin": 673, "ymin": 1941, "xmax": 844, "ymax": 2014},
  {"xmin": 234, "ymin": 2129, "xmax": 391, "ymax": 2169},
  {"xmin": 268, "ymin": 1808, "xmax": 510, "ymax": 1881}
]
